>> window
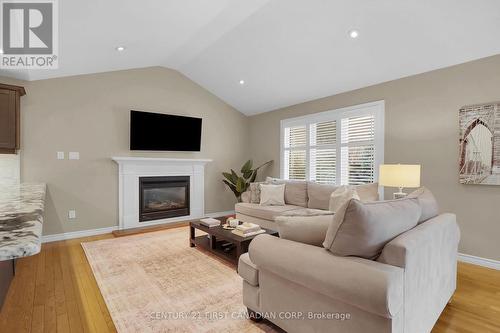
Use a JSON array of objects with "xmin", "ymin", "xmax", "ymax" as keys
[{"xmin": 281, "ymin": 101, "xmax": 384, "ymax": 185}]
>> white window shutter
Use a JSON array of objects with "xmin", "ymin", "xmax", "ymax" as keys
[
  {"xmin": 285, "ymin": 150, "xmax": 307, "ymax": 180},
  {"xmin": 310, "ymin": 121, "xmax": 336, "ymax": 184},
  {"xmin": 340, "ymin": 115, "xmax": 375, "ymax": 185},
  {"xmin": 284, "ymin": 126, "xmax": 307, "ymax": 180},
  {"xmin": 285, "ymin": 126, "xmax": 306, "ymax": 148}
]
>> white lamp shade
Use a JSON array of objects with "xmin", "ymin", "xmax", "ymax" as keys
[{"xmin": 379, "ymin": 164, "xmax": 421, "ymax": 188}]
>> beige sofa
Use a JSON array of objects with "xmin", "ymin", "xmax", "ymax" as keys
[
  {"xmin": 238, "ymin": 212, "xmax": 460, "ymax": 333},
  {"xmin": 235, "ymin": 180, "xmax": 379, "ymax": 231}
]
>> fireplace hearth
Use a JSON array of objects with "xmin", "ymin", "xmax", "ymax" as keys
[{"xmin": 139, "ymin": 176, "xmax": 190, "ymax": 221}]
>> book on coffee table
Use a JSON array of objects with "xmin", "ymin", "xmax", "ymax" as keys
[
  {"xmin": 235, "ymin": 222, "xmax": 261, "ymax": 233},
  {"xmin": 199, "ymin": 217, "xmax": 221, "ymax": 228},
  {"xmin": 231, "ymin": 229, "xmax": 266, "ymax": 237},
  {"xmin": 231, "ymin": 222, "xmax": 264, "ymax": 237}
]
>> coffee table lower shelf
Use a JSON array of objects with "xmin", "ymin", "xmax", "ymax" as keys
[{"xmin": 190, "ymin": 235, "xmax": 240, "ymax": 264}]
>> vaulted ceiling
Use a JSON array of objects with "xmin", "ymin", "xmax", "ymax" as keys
[{"xmin": 2, "ymin": 0, "xmax": 500, "ymax": 115}]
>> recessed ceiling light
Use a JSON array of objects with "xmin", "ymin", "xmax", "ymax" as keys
[
  {"xmin": 348, "ymin": 30, "xmax": 359, "ymax": 39},
  {"xmin": 0, "ymin": 49, "xmax": 3, "ymax": 54},
  {"xmin": 116, "ymin": 46, "xmax": 126, "ymax": 52},
  {"xmin": 239, "ymin": 80, "xmax": 245, "ymax": 85}
]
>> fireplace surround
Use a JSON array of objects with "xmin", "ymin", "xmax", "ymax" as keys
[{"xmin": 112, "ymin": 157, "xmax": 211, "ymax": 230}]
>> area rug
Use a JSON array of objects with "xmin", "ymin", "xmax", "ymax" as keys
[{"xmin": 82, "ymin": 227, "xmax": 279, "ymax": 333}]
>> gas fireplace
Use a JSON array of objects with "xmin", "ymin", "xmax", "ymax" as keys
[{"xmin": 139, "ymin": 176, "xmax": 190, "ymax": 221}]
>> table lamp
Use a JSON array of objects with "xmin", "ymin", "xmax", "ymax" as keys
[{"xmin": 379, "ymin": 164, "xmax": 421, "ymax": 199}]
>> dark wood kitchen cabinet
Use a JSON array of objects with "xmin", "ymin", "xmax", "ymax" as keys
[{"xmin": 0, "ymin": 83, "xmax": 26, "ymax": 154}]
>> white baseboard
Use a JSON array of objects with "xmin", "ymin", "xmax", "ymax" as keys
[
  {"xmin": 42, "ymin": 226, "xmax": 119, "ymax": 243},
  {"xmin": 41, "ymin": 210, "xmax": 236, "ymax": 243},
  {"xmin": 458, "ymin": 253, "xmax": 500, "ymax": 270}
]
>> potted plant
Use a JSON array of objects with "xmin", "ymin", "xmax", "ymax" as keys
[{"xmin": 222, "ymin": 160, "xmax": 272, "ymax": 202}]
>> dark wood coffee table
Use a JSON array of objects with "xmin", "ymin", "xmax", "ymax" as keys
[{"xmin": 189, "ymin": 216, "xmax": 278, "ymax": 264}]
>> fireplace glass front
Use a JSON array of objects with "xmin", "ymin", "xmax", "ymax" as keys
[{"xmin": 139, "ymin": 176, "xmax": 190, "ymax": 221}]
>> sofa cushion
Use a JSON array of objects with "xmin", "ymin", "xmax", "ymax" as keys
[
  {"xmin": 307, "ymin": 182, "xmax": 338, "ymax": 209},
  {"xmin": 260, "ymin": 183, "xmax": 285, "ymax": 206},
  {"xmin": 235, "ymin": 203, "xmax": 302, "ymax": 221},
  {"xmin": 238, "ymin": 253, "xmax": 259, "ymax": 286},
  {"xmin": 328, "ymin": 186, "xmax": 360, "ymax": 213},
  {"xmin": 266, "ymin": 177, "xmax": 308, "ymax": 207},
  {"xmin": 407, "ymin": 187, "xmax": 439, "ymax": 223},
  {"xmin": 323, "ymin": 198, "xmax": 421, "ymax": 259},
  {"xmin": 279, "ymin": 208, "xmax": 333, "ymax": 217},
  {"xmin": 355, "ymin": 182, "xmax": 379, "ymax": 201},
  {"xmin": 275, "ymin": 214, "xmax": 333, "ymax": 246}
]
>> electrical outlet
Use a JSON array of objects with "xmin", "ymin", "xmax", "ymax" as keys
[
  {"xmin": 68, "ymin": 210, "xmax": 76, "ymax": 219},
  {"xmin": 69, "ymin": 152, "xmax": 80, "ymax": 160},
  {"xmin": 57, "ymin": 151, "xmax": 65, "ymax": 160}
]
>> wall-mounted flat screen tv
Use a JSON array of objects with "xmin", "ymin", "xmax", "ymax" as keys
[{"xmin": 130, "ymin": 110, "xmax": 202, "ymax": 151}]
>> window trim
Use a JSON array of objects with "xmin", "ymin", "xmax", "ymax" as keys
[{"xmin": 280, "ymin": 100, "xmax": 385, "ymax": 187}]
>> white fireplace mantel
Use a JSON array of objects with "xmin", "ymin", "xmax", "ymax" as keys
[
  {"xmin": 112, "ymin": 157, "xmax": 213, "ymax": 164},
  {"xmin": 112, "ymin": 157, "xmax": 212, "ymax": 230}
]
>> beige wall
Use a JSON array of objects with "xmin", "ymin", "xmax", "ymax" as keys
[
  {"xmin": 0, "ymin": 154, "xmax": 20, "ymax": 185},
  {"xmin": 1, "ymin": 67, "xmax": 249, "ymax": 235},
  {"xmin": 249, "ymin": 54, "xmax": 500, "ymax": 261}
]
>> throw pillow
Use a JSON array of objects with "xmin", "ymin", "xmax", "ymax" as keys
[
  {"xmin": 355, "ymin": 182, "xmax": 379, "ymax": 201},
  {"xmin": 265, "ymin": 177, "xmax": 308, "ymax": 207},
  {"xmin": 328, "ymin": 186, "xmax": 360, "ymax": 213},
  {"xmin": 241, "ymin": 191, "xmax": 251, "ymax": 203},
  {"xmin": 249, "ymin": 182, "xmax": 265, "ymax": 204},
  {"xmin": 275, "ymin": 215, "xmax": 333, "ymax": 247},
  {"xmin": 323, "ymin": 198, "xmax": 421, "ymax": 259},
  {"xmin": 307, "ymin": 182, "xmax": 339, "ymax": 210},
  {"xmin": 407, "ymin": 187, "xmax": 439, "ymax": 223},
  {"xmin": 259, "ymin": 184, "xmax": 286, "ymax": 206}
]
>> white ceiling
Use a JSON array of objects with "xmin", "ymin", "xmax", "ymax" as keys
[{"xmin": 2, "ymin": 0, "xmax": 500, "ymax": 115}]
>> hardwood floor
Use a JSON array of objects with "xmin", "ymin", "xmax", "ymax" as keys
[
  {"xmin": 0, "ymin": 231, "xmax": 499, "ymax": 333},
  {"xmin": 0, "ymin": 234, "xmax": 116, "ymax": 333}
]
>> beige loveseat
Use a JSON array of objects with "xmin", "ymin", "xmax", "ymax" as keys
[
  {"xmin": 235, "ymin": 179, "xmax": 379, "ymax": 231},
  {"xmin": 238, "ymin": 208, "xmax": 460, "ymax": 333}
]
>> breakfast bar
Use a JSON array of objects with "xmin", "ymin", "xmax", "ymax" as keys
[{"xmin": 0, "ymin": 183, "xmax": 46, "ymax": 308}]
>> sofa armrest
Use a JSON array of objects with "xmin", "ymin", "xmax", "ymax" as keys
[
  {"xmin": 238, "ymin": 253, "xmax": 259, "ymax": 286},
  {"xmin": 378, "ymin": 213, "xmax": 460, "ymax": 269},
  {"xmin": 377, "ymin": 213, "xmax": 460, "ymax": 332},
  {"xmin": 249, "ymin": 234, "xmax": 404, "ymax": 318}
]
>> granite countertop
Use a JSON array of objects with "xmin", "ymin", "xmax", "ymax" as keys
[{"xmin": 0, "ymin": 183, "xmax": 46, "ymax": 261}]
